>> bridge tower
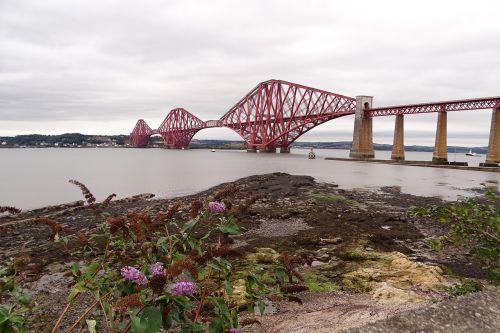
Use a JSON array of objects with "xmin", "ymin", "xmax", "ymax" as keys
[
  {"xmin": 486, "ymin": 107, "xmax": 500, "ymax": 164},
  {"xmin": 432, "ymin": 110, "xmax": 448, "ymax": 163},
  {"xmin": 391, "ymin": 114, "xmax": 405, "ymax": 160},
  {"xmin": 350, "ymin": 96, "xmax": 374, "ymax": 158}
]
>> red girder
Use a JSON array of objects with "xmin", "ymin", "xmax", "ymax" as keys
[
  {"xmin": 218, "ymin": 79, "xmax": 356, "ymax": 148},
  {"xmin": 204, "ymin": 120, "xmax": 219, "ymax": 128},
  {"xmin": 157, "ymin": 108, "xmax": 204, "ymax": 148},
  {"xmin": 130, "ymin": 119, "xmax": 153, "ymax": 147},
  {"xmin": 368, "ymin": 96, "xmax": 500, "ymax": 117},
  {"xmin": 130, "ymin": 79, "xmax": 499, "ymax": 149}
]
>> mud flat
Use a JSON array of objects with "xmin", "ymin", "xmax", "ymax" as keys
[{"xmin": 0, "ymin": 173, "xmax": 497, "ymax": 332}]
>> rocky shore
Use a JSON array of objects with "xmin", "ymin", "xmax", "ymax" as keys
[{"xmin": 0, "ymin": 173, "xmax": 497, "ymax": 332}]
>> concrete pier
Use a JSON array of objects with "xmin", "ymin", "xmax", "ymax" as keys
[
  {"xmin": 246, "ymin": 146, "xmax": 257, "ymax": 153},
  {"xmin": 486, "ymin": 108, "xmax": 500, "ymax": 164},
  {"xmin": 432, "ymin": 111, "xmax": 448, "ymax": 163},
  {"xmin": 279, "ymin": 146, "xmax": 291, "ymax": 153},
  {"xmin": 260, "ymin": 146, "xmax": 277, "ymax": 153},
  {"xmin": 350, "ymin": 96, "xmax": 374, "ymax": 158},
  {"xmin": 391, "ymin": 114, "xmax": 405, "ymax": 160}
]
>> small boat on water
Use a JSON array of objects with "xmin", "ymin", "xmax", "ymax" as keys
[
  {"xmin": 211, "ymin": 148, "xmax": 216, "ymax": 152},
  {"xmin": 466, "ymin": 149, "xmax": 480, "ymax": 156},
  {"xmin": 308, "ymin": 148, "xmax": 316, "ymax": 159}
]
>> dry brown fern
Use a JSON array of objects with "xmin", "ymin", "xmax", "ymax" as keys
[
  {"xmin": 222, "ymin": 199, "xmax": 233, "ymax": 211},
  {"xmin": 69, "ymin": 179, "xmax": 96, "ymax": 206},
  {"xmin": 33, "ymin": 217, "xmax": 88, "ymax": 245},
  {"xmin": 280, "ymin": 284, "xmax": 308, "ymax": 293},
  {"xmin": 278, "ymin": 251, "xmax": 303, "ymax": 283},
  {"xmin": 190, "ymin": 200, "xmax": 203, "ymax": 219},
  {"xmin": 73, "ymin": 231, "xmax": 89, "ymax": 246},
  {"xmin": 285, "ymin": 294, "xmax": 304, "ymax": 304},
  {"xmin": 166, "ymin": 201, "xmax": 182, "ymax": 220},
  {"xmin": 96, "ymin": 193, "xmax": 116, "ymax": 212},
  {"xmin": 204, "ymin": 243, "xmax": 241, "ymax": 261},
  {"xmin": 149, "ymin": 274, "xmax": 167, "ymax": 293},
  {"xmin": 240, "ymin": 318, "xmax": 262, "ymax": 327},
  {"xmin": 292, "ymin": 270, "xmax": 305, "ymax": 282},
  {"xmin": 127, "ymin": 213, "xmax": 148, "ymax": 243},
  {"xmin": 34, "ymin": 217, "xmax": 64, "ymax": 238},
  {"xmin": 214, "ymin": 185, "xmax": 239, "ymax": 201},
  {"xmin": 106, "ymin": 216, "xmax": 127, "ymax": 234},
  {"xmin": 231, "ymin": 192, "xmax": 264, "ymax": 216},
  {"xmin": 166, "ymin": 257, "xmax": 198, "ymax": 279},
  {"xmin": 116, "ymin": 293, "xmax": 141, "ymax": 312},
  {"xmin": 69, "ymin": 179, "xmax": 116, "ymax": 213}
]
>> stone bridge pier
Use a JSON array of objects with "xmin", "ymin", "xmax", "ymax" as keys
[
  {"xmin": 432, "ymin": 111, "xmax": 448, "ymax": 163},
  {"xmin": 350, "ymin": 100, "xmax": 500, "ymax": 166},
  {"xmin": 486, "ymin": 107, "xmax": 500, "ymax": 164},
  {"xmin": 350, "ymin": 96, "xmax": 374, "ymax": 158},
  {"xmin": 391, "ymin": 114, "xmax": 405, "ymax": 160}
]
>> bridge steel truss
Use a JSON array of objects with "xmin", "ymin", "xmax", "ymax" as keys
[
  {"xmin": 130, "ymin": 79, "xmax": 499, "ymax": 151},
  {"xmin": 218, "ymin": 80, "xmax": 356, "ymax": 149},
  {"xmin": 130, "ymin": 119, "xmax": 155, "ymax": 147},
  {"xmin": 130, "ymin": 79, "xmax": 357, "ymax": 149},
  {"xmin": 157, "ymin": 108, "xmax": 205, "ymax": 148},
  {"xmin": 367, "ymin": 97, "xmax": 500, "ymax": 117}
]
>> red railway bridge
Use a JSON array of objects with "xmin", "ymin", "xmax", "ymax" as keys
[{"xmin": 131, "ymin": 79, "xmax": 500, "ymax": 164}]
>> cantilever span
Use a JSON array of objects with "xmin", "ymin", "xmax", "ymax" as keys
[
  {"xmin": 130, "ymin": 79, "xmax": 500, "ymax": 164},
  {"xmin": 130, "ymin": 79, "xmax": 357, "ymax": 150}
]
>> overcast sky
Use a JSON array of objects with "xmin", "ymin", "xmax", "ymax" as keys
[{"xmin": 1, "ymin": 0, "xmax": 499, "ymax": 146}]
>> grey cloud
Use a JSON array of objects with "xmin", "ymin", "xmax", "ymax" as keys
[{"xmin": 0, "ymin": 0, "xmax": 499, "ymax": 146}]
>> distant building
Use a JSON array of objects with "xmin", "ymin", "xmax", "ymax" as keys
[
  {"xmin": 1, "ymin": 141, "xmax": 6, "ymax": 145},
  {"xmin": 91, "ymin": 136, "xmax": 111, "ymax": 143}
]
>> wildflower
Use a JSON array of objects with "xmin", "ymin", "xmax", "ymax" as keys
[
  {"xmin": 208, "ymin": 201, "xmax": 226, "ymax": 213},
  {"xmin": 121, "ymin": 266, "xmax": 148, "ymax": 285},
  {"xmin": 150, "ymin": 262, "xmax": 165, "ymax": 276},
  {"xmin": 229, "ymin": 329, "xmax": 242, "ymax": 333},
  {"xmin": 169, "ymin": 281, "xmax": 197, "ymax": 296}
]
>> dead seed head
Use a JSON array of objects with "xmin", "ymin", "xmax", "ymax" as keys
[
  {"xmin": 116, "ymin": 293, "xmax": 141, "ymax": 312},
  {"xmin": 214, "ymin": 185, "xmax": 239, "ymax": 201}
]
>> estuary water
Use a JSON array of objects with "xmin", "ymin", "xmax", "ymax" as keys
[{"xmin": 0, "ymin": 148, "xmax": 498, "ymax": 210}]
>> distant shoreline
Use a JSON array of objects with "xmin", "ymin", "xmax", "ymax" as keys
[{"xmin": 0, "ymin": 145, "xmax": 489, "ymax": 153}]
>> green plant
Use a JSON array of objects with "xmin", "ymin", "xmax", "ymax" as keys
[
  {"xmin": 0, "ymin": 260, "xmax": 36, "ymax": 333},
  {"xmin": 311, "ymin": 192, "xmax": 365, "ymax": 209},
  {"xmin": 428, "ymin": 237, "xmax": 445, "ymax": 252},
  {"xmin": 48, "ymin": 183, "xmax": 274, "ymax": 333},
  {"xmin": 409, "ymin": 189, "xmax": 499, "ymax": 284},
  {"xmin": 448, "ymin": 279, "xmax": 483, "ymax": 297}
]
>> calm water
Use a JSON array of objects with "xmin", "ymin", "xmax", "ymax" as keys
[{"xmin": 0, "ymin": 148, "xmax": 498, "ymax": 210}]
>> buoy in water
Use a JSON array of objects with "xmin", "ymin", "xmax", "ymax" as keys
[{"xmin": 308, "ymin": 148, "xmax": 316, "ymax": 159}]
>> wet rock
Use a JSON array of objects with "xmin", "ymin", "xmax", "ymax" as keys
[
  {"xmin": 320, "ymin": 237, "xmax": 343, "ymax": 245},
  {"xmin": 246, "ymin": 248, "xmax": 280, "ymax": 264},
  {"xmin": 311, "ymin": 260, "xmax": 328, "ymax": 267},
  {"xmin": 315, "ymin": 254, "xmax": 330, "ymax": 261},
  {"xmin": 230, "ymin": 278, "xmax": 248, "ymax": 306},
  {"xmin": 46, "ymin": 262, "xmax": 66, "ymax": 273},
  {"xmin": 31, "ymin": 272, "xmax": 72, "ymax": 294},
  {"xmin": 372, "ymin": 282, "xmax": 424, "ymax": 303},
  {"xmin": 342, "ymin": 250, "xmax": 445, "ymax": 302}
]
